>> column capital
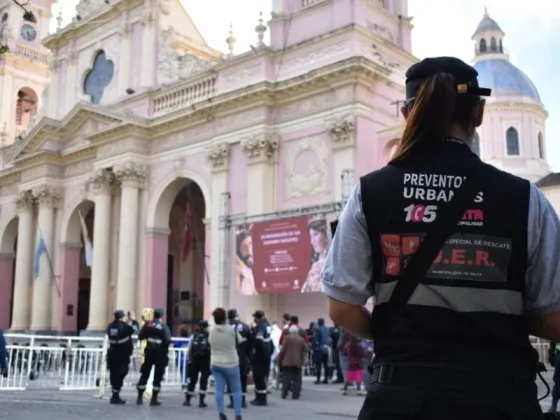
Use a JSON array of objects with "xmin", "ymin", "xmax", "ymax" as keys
[
  {"xmin": 89, "ymin": 168, "xmax": 117, "ymax": 194},
  {"xmin": 329, "ymin": 116, "xmax": 356, "ymax": 150},
  {"xmin": 15, "ymin": 190, "xmax": 35, "ymax": 212},
  {"xmin": 207, "ymin": 142, "xmax": 230, "ymax": 172},
  {"xmin": 33, "ymin": 184, "xmax": 61, "ymax": 209},
  {"xmin": 114, "ymin": 161, "xmax": 147, "ymax": 189},
  {"xmin": 241, "ymin": 134, "xmax": 278, "ymax": 164}
]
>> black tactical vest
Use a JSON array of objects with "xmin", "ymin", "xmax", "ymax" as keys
[{"xmin": 361, "ymin": 140, "xmax": 537, "ymax": 380}]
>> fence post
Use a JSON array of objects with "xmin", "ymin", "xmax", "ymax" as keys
[
  {"xmin": 96, "ymin": 336, "xmax": 108, "ymax": 399},
  {"xmin": 25, "ymin": 337, "xmax": 35, "ymax": 389}
]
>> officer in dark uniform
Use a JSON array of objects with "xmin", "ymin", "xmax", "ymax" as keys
[
  {"xmin": 250, "ymin": 310, "xmax": 272, "ymax": 406},
  {"xmin": 321, "ymin": 56, "xmax": 560, "ymax": 420},
  {"xmin": 329, "ymin": 323, "xmax": 343, "ymax": 383},
  {"xmin": 106, "ymin": 310, "xmax": 134, "ymax": 404},
  {"xmin": 136, "ymin": 308, "xmax": 171, "ymax": 406},
  {"xmin": 226, "ymin": 308, "xmax": 252, "ymax": 408},
  {"xmin": 185, "ymin": 320, "xmax": 211, "ymax": 408}
]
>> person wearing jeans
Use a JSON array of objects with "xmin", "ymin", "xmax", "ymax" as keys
[{"xmin": 209, "ymin": 307, "xmax": 244, "ymax": 420}]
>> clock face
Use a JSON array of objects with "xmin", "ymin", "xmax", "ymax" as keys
[{"xmin": 21, "ymin": 24, "xmax": 36, "ymax": 41}]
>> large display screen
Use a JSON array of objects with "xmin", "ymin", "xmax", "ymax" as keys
[{"xmin": 234, "ymin": 215, "xmax": 331, "ymax": 295}]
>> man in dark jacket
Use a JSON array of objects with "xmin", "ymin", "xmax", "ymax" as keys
[
  {"xmin": 550, "ymin": 341, "xmax": 560, "ymax": 412},
  {"xmin": 0, "ymin": 329, "xmax": 7, "ymax": 378},
  {"xmin": 312, "ymin": 318, "xmax": 330, "ymax": 384}
]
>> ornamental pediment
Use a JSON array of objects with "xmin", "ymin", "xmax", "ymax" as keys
[{"xmin": 9, "ymin": 102, "xmax": 126, "ymax": 164}]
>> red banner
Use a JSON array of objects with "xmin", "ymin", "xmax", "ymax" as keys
[{"xmin": 234, "ymin": 215, "xmax": 330, "ymax": 295}]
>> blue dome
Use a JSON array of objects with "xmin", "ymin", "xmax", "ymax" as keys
[
  {"xmin": 476, "ymin": 16, "xmax": 502, "ymax": 33},
  {"xmin": 473, "ymin": 59, "xmax": 541, "ymax": 101}
]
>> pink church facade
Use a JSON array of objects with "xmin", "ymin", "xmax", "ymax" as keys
[{"xmin": 0, "ymin": 0, "xmax": 414, "ymax": 333}]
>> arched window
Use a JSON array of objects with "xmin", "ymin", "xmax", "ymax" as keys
[
  {"xmin": 538, "ymin": 132, "xmax": 545, "ymax": 159},
  {"xmin": 499, "ymin": 39, "xmax": 504, "ymax": 53},
  {"xmin": 472, "ymin": 132, "xmax": 481, "ymax": 156},
  {"xmin": 479, "ymin": 39, "xmax": 487, "ymax": 53},
  {"xmin": 506, "ymin": 127, "xmax": 520, "ymax": 156},
  {"xmin": 490, "ymin": 37, "xmax": 497, "ymax": 52},
  {"xmin": 83, "ymin": 50, "xmax": 114, "ymax": 105}
]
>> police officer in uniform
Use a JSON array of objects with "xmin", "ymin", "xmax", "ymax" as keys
[
  {"xmin": 226, "ymin": 309, "xmax": 252, "ymax": 408},
  {"xmin": 136, "ymin": 308, "xmax": 171, "ymax": 406},
  {"xmin": 321, "ymin": 56, "xmax": 560, "ymax": 420},
  {"xmin": 185, "ymin": 320, "xmax": 211, "ymax": 408},
  {"xmin": 250, "ymin": 310, "xmax": 272, "ymax": 406},
  {"xmin": 329, "ymin": 323, "xmax": 343, "ymax": 383},
  {"xmin": 106, "ymin": 310, "xmax": 134, "ymax": 404}
]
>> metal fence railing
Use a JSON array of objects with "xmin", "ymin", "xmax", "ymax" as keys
[{"xmin": 1, "ymin": 334, "xmax": 192, "ymax": 397}]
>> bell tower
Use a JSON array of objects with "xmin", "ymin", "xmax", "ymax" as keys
[{"xmin": 0, "ymin": 0, "xmax": 53, "ymax": 146}]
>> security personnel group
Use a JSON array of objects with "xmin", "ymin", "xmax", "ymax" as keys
[{"xmin": 105, "ymin": 307, "xmax": 273, "ymax": 407}]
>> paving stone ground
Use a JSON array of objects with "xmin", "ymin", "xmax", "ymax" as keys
[{"xmin": 0, "ymin": 373, "xmax": 556, "ymax": 419}]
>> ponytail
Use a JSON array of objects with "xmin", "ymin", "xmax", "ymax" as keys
[{"xmin": 391, "ymin": 73, "xmax": 458, "ymax": 162}]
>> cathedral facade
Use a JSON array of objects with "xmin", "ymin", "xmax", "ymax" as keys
[
  {"xmin": 0, "ymin": 0, "xmax": 414, "ymax": 333},
  {"xmin": 0, "ymin": 0, "xmax": 553, "ymax": 334}
]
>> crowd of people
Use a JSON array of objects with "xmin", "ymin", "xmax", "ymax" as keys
[{"xmin": 101, "ymin": 307, "xmax": 377, "ymax": 419}]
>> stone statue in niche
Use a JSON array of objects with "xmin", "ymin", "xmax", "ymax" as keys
[{"xmin": 286, "ymin": 136, "xmax": 328, "ymax": 198}]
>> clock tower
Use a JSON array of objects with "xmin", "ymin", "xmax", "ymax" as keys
[{"xmin": 0, "ymin": 0, "xmax": 53, "ymax": 146}]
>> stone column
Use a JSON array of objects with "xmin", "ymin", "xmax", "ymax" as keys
[
  {"xmin": 65, "ymin": 52, "xmax": 78, "ymax": 110},
  {"xmin": 10, "ymin": 191, "xmax": 35, "ymax": 331},
  {"xmin": 145, "ymin": 228, "xmax": 170, "ymax": 311},
  {"xmin": 329, "ymin": 116, "xmax": 356, "ymax": 200},
  {"xmin": 241, "ymin": 133, "xmax": 278, "ymax": 320},
  {"xmin": 87, "ymin": 169, "xmax": 114, "ymax": 331},
  {"xmin": 118, "ymin": 23, "xmax": 132, "ymax": 94},
  {"xmin": 114, "ymin": 162, "xmax": 145, "ymax": 313},
  {"xmin": 207, "ymin": 143, "xmax": 230, "ymax": 310},
  {"xmin": 140, "ymin": 10, "xmax": 156, "ymax": 88},
  {"xmin": 30, "ymin": 185, "xmax": 59, "ymax": 331},
  {"xmin": 57, "ymin": 243, "xmax": 81, "ymax": 333},
  {"xmin": 47, "ymin": 56, "xmax": 60, "ymax": 119},
  {"xmin": 0, "ymin": 253, "xmax": 15, "ymax": 330}
]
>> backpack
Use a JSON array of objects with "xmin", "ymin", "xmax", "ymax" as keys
[{"xmin": 190, "ymin": 333, "xmax": 209, "ymax": 357}]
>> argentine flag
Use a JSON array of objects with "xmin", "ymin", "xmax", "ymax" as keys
[{"xmin": 33, "ymin": 233, "xmax": 46, "ymax": 278}]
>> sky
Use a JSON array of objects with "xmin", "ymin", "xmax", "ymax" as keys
[{"xmin": 54, "ymin": 0, "xmax": 560, "ymax": 170}]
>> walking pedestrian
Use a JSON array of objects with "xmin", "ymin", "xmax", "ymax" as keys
[
  {"xmin": 209, "ymin": 307, "xmax": 244, "ymax": 420},
  {"xmin": 279, "ymin": 325, "xmax": 309, "ymax": 399}
]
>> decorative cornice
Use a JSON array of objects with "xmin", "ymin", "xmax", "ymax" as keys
[
  {"xmin": 114, "ymin": 161, "xmax": 147, "ymax": 189},
  {"xmin": 15, "ymin": 190, "xmax": 35, "ymax": 212},
  {"xmin": 241, "ymin": 134, "xmax": 278, "ymax": 164},
  {"xmin": 119, "ymin": 23, "xmax": 131, "ymax": 37},
  {"xmin": 329, "ymin": 116, "xmax": 356, "ymax": 150},
  {"xmin": 33, "ymin": 184, "xmax": 61, "ymax": 208},
  {"xmin": 88, "ymin": 168, "xmax": 116, "ymax": 194},
  {"xmin": 207, "ymin": 142, "xmax": 230, "ymax": 172}
]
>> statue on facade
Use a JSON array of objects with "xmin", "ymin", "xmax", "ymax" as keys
[
  {"xmin": 76, "ymin": 0, "xmax": 107, "ymax": 19},
  {"xmin": 157, "ymin": 27, "xmax": 179, "ymax": 84},
  {"xmin": 177, "ymin": 53, "xmax": 215, "ymax": 80}
]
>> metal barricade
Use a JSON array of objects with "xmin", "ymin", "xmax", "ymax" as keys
[{"xmin": 0, "ymin": 333, "xmax": 192, "ymax": 395}]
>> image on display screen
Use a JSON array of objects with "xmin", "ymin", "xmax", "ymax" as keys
[{"xmin": 234, "ymin": 215, "xmax": 331, "ymax": 295}]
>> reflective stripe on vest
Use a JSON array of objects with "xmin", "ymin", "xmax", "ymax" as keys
[
  {"xmin": 555, "ymin": 344, "xmax": 560, "ymax": 352},
  {"xmin": 375, "ymin": 281, "xmax": 523, "ymax": 315},
  {"xmin": 147, "ymin": 338, "xmax": 163, "ymax": 344},
  {"xmin": 109, "ymin": 336, "xmax": 131, "ymax": 344}
]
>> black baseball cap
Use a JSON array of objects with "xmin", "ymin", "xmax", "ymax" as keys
[
  {"xmin": 252, "ymin": 310, "xmax": 265, "ymax": 319},
  {"xmin": 405, "ymin": 57, "xmax": 491, "ymax": 102},
  {"xmin": 227, "ymin": 309, "xmax": 238, "ymax": 320}
]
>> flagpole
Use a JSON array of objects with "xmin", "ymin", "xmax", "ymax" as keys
[{"xmin": 36, "ymin": 223, "xmax": 61, "ymax": 298}]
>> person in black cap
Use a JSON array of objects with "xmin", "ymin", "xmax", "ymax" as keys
[
  {"xmin": 250, "ymin": 310, "xmax": 272, "ymax": 406},
  {"xmin": 321, "ymin": 55, "xmax": 560, "ymax": 420},
  {"xmin": 136, "ymin": 308, "xmax": 171, "ymax": 406},
  {"xmin": 184, "ymin": 320, "xmax": 211, "ymax": 408},
  {"xmin": 106, "ymin": 309, "xmax": 134, "ymax": 404},
  {"xmin": 226, "ymin": 309, "xmax": 253, "ymax": 408}
]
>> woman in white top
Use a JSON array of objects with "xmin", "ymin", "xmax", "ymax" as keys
[{"xmin": 209, "ymin": 307, "xmax": 244, "ymax": 420}]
